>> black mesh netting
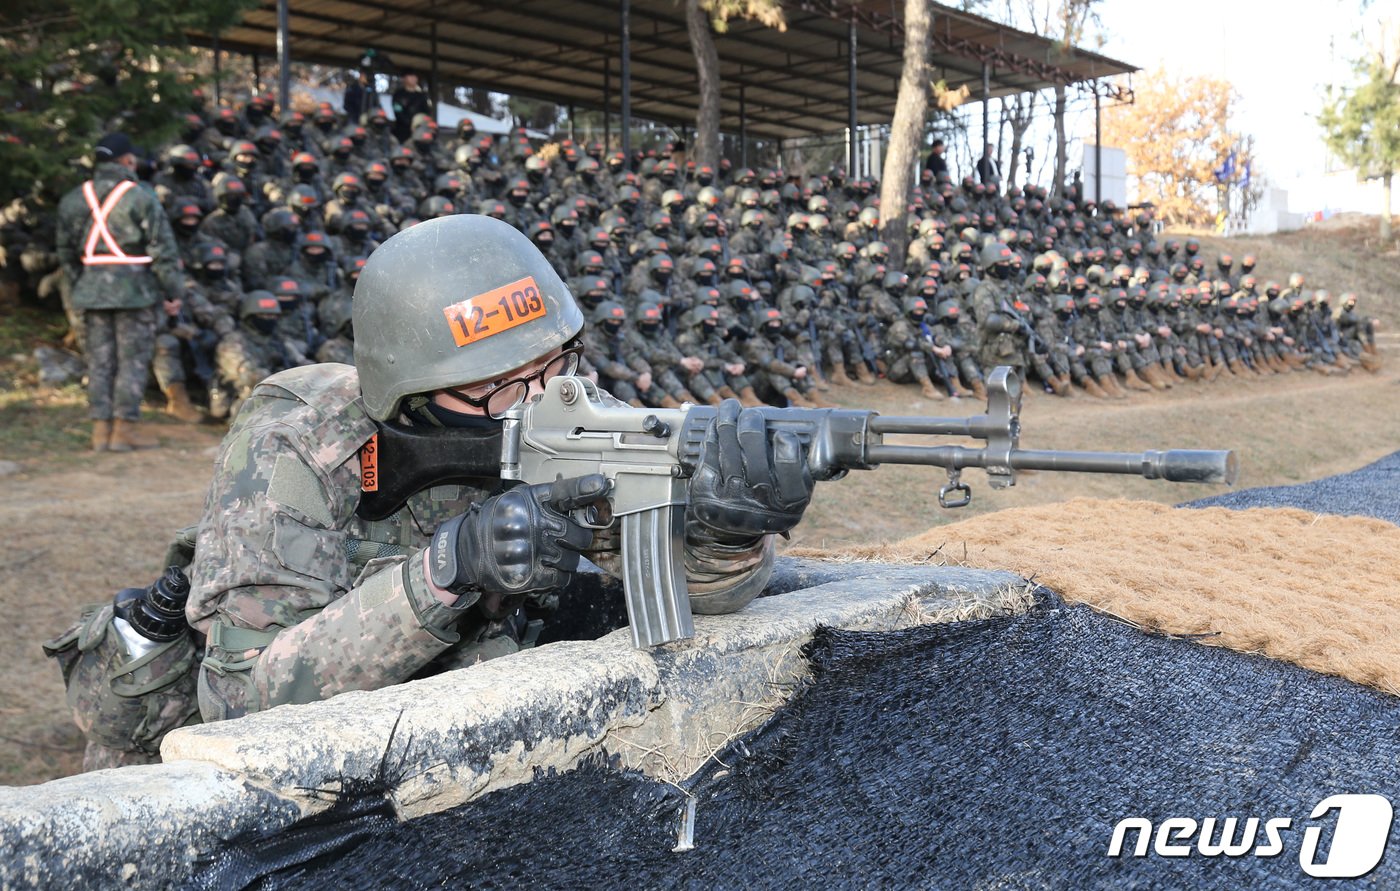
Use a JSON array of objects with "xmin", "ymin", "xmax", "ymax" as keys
[
  {"xmin": 1181, "ymin": 448, "xmax": 1400, "ymax": 525},
  {"xmin": 194, "ymin": 596, "xmax": 1400, "ymax": 891}
]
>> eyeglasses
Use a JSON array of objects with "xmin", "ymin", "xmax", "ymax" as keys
[{"xmin": 447, "ymin": 344, "xmax": 582, "ymax": 419}]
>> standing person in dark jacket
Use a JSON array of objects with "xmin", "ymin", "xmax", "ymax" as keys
[
  {"xmin": 924, "ymin": 139, "xmax": 949, "ymax": 179},
  {"xmin": 391, "ymin": 72, "xmax": 431, "ymax": 144}
]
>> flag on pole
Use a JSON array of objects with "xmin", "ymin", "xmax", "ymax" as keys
[{"xmin": 1213, "ymin": 151, "xmax": 1237, "ymax": 183}]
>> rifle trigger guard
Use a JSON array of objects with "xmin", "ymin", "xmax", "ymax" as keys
[{"xmin": 938, "ymin": 469, "xmax": 972, "ymax": 509}]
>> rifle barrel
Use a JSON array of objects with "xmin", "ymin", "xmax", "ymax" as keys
[{"xmin": 864, "ymin": 444, "xmax": 1237, "ymax": 485}]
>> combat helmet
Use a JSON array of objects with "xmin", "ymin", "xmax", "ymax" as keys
[
  {"xmin": 240, "ymin": 290, "xmax": 283, "ymax": 320},
  {"xmin": 354, "ymin": 215, "xmax": 585, "ymax": 421}
]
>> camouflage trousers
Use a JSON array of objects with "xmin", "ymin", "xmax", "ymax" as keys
[{"xmin": 84, "ymin": 306, "xmax": 157, "ymax": 421}]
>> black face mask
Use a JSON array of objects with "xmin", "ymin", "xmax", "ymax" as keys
[
  {"xmin": 201, "ymin": 267, "xmax": 226, "ymax": 282},
  {"xmin": 174, "ymin": 167, "xmax": 194, "ymax": 180},
  {"xmin": 603, "ymin": 321, "xmax": 623, "ymax": 336},
  {"xmin": 176, "ymin": 221, "xmax": 199, "ymax": 236},
  {"xmin": 418, "ymin": 400, "xmax": 502, "ymax": 429},
  {"xmin": 220, "ymin": 196, "xmax": 244, "ymax": 212},
  {"xmin": 249, "ymin": 316, "xmax": 279, "ymax": 335},
  {"xmin": 277, "ymin": 228, "xmax": 299, "ymax": 244}
]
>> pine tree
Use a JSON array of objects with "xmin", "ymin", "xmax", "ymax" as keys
[
  {"xmin": 1318, "ymin": 50, "xmax": 1400, "ymax": 241},
  {"xmin": 0, "ymin": 0, "xmax": 255, "ymax": 203}
]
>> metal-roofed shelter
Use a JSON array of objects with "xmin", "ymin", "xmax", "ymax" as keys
[{"xmin": 194, "ymin": 0, "xmax": 1135, "ymax": 170}]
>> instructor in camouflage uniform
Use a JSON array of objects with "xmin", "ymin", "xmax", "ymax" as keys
[
  {"xmin": 56, "ymin": 133, "xmax": 186, "ymax": 451},
  {"xmin": 189, "ymin": 215, "xmax": 815, "ymax": 721}
]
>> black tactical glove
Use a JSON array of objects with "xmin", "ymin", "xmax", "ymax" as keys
[
  {"xmin": 687, "ymin": 400, "xmax": 815, "ymax": 546},
  {"xmin": 428, "ymin": 475, "xmax": 608, "ymax": 598}
]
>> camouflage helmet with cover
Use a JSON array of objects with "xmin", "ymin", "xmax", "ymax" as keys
[{"xmin": 354, "ymin": 215, "xmax": 585, "ymax": 421}]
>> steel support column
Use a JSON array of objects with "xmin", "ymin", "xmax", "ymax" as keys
[
  {"xmin": 253, "ymin": 54, "xmax": 261, "ymax": 94},
  {"xmin": 276, "ymin": 0, "xmax": 290, "ymax": 112},
  {"xmin": 430, "ymin": 22, "xmax": 440, "ymax": 118},
  {"xmin": 981, "ymin": 62, "xmax": 990, "ymax": 151},
  {"xmin": 620, "ymin": 0, "xmax": 632, "ymax": 164},
  {"xmin": 847, "ymin": 17, "xmax": 858, "ymax": 176},
  {"xmin": 213, "ymin": 32, "xmax": 222, "ymax": 104},
  {"xmin": 604, "ymin": 58, "xmax": 611, "ymax": 149},
  {"xmin": 739, "ymin": 83, "xmax": 748, "ymax": 168},
  {"xmin": 569, "ymin": 101, "xmax": 576, "ymax": 141},
  {"xmin": 1093, "ymin": 81, "xmax": 1102, "ymax": 206}
]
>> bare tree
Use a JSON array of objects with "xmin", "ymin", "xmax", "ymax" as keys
[
  {"xmin": 877, "ymin": 0, "xmax": 933, "ymax": 266},
  {"xmin": 1002, "ymin": 92, "xmax": 1036, "ymax": 189},
  {"xmin": 683, "ymin": 0, "xmax": 785, "ymax": 171}
]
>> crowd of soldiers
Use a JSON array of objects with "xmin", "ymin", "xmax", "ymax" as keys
[{"xmin": 42, "ymin": 90, "xmax": 1387, "ymax": 423}]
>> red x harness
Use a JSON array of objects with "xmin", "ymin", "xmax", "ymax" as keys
[{"xmin": 80, "ymin": 180, "xmax": 153, "ymax": 266}]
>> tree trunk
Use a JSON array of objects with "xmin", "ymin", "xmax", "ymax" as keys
[
  {"xmin": 877, "ymin": 0, "xmax": 932, "ymax": 267},
  {"xmin": 1383, "ymin": 173, "xmax": 1393, "ymax": 242},
  {"xmin": 686, "ymin": 0, "xmax": 722, "ymax": 171},
  {"xmin": 1053, "ymin": 83, "xmax": 1067, "ymax": 197}
]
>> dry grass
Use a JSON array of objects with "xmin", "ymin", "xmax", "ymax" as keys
[{"xmin": 794, "ymin": 499, "xmax": 1400, "ymax": 696}]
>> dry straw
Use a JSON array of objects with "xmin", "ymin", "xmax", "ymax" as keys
[{"xmin": 791, "ymin": 499, "xmax": 1400, "ymax": 695}]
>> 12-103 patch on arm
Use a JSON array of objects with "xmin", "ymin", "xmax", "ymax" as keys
[{"xmin": 442, "ymin": 276, "xmax": 547, "ymax": 347}]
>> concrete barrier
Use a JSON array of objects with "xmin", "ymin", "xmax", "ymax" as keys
[{"xmin": 0, "ymin": 560, "xmax": 1030, "ymax": 889}]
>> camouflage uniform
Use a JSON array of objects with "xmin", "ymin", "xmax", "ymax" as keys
[
  {"xmin": 189, "ymin": 364, "xmax": 776, "ymax": 720},
  {"xmin": 55, "ymin": 163, "xmax": 185, "ymax": 421},
  {"xmin": 211, "ymin": 312, "xmax": 294, "ymax": 420}
]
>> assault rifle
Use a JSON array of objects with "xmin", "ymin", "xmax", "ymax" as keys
[
  {"xmin": 1000, "ymin": 298, "xmax": 1050, "ymax": 355},
  {"xmin": 357, "ymin": 368, "xmax": 1236, "ymax": 649}
]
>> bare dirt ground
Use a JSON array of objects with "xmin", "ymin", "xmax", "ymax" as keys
[{"xmin": 2, "ymin": 218, "xmax": 1396, "ymax": 786}]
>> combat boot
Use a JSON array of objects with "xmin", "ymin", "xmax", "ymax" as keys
[
  {"xmin": 919, "ymin": 379, "xmax": 944, "ymax": 401},
  {"xmin": 1080, "ymin": 377, "xmax": 1110, "ymax": 399},
  {"xmin": 969, "ymin": 378, "xmax": 988, "ymax": 400},
  {"xmin": 1097, "ymin": 374, "xmax": 1127, "ymax": 399},
  {"xmin": 1362, "ymin": 341, "xmax": 1378, "ymax": 356},
  {"xmin": 737, "ymin": 386, "xmax": 767, "ymax": 407},
  {"xmin": 811, "ymin": 369, "xmax": 832, "ymax": 391},
  {"xmin": 1122, "ymin": 369, "xmax": 1153, "ymax": 392},
  {"xmin": 717, "ymin": 385, "xmax": 740, "ymax": 400},
  {"xmin": 658, "ymin": 394, "xmax": 684, "ymax": 409},
  {"xmin": 1359, "ymin": 352, "xmax": 1382, "ymax": 372},
  {"xmin": 703, "ymin": 392, "xmax": 725, "ymax": 407},
  {"xmin": 1048, "ymin": 375, "xmax": 1072, "ymax": 397},
  {"xmin": 807, "ymin": 389, "xmax": 839, "ymax": 408},
  {"xmin": 783, "ymin": 387, "xmax": 817, "ymax": 408},
  {"xmin": 1226, "ymin": 358, "xmax": 1248, "ymax": 377},
  {"xmin": 1182, "ymin": 363, "xmax": 1204, "ymax": 381},
  {"xmin": 855, "ymin": 363, "xmax": 877, "ymax": 386},
  {"xmin": 828, "ymin": 364, "xmax": 852, "ymax": 386},
  {"xmin": 1201, "ymin": 359, "xmax": 1221, "ymax": 382},
  {"xmin": 1140, "ymin": 365, "xmax": 1170, "ymax": 390},
  {"xmin": 1162, "ymin": 361, "xmax": 1185, "ymax": 383},
  {"xmin": 162, "ymin": 382, "xmax": 206, "ymax": 424},
  {"xmin": 108, "ymin": 419, "xmax": 158, "ymax": 452},
  {"xmin": 91, "ymin": 420, "xmax": 111, "ymax": 452}
]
